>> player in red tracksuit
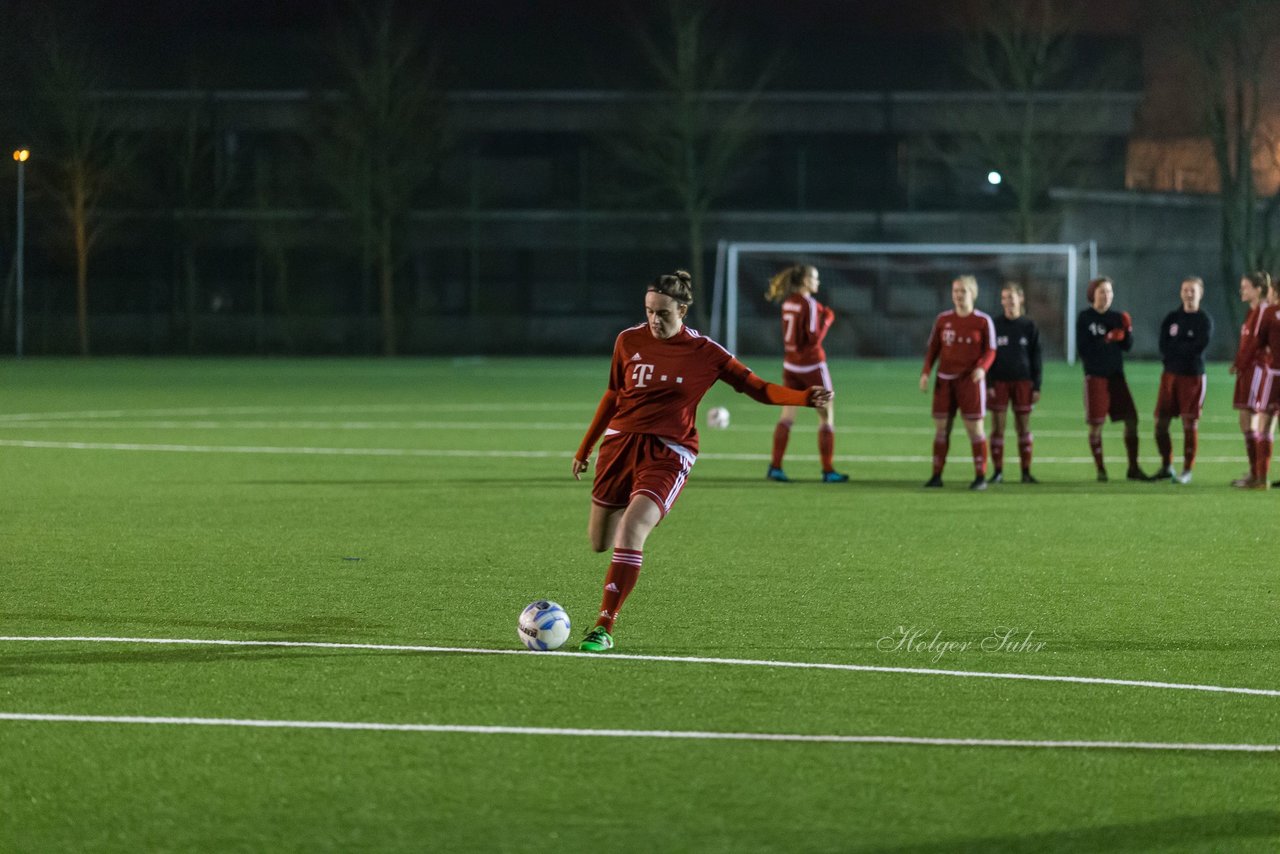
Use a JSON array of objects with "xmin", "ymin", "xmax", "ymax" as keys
[
  {"xmin": 764, "ymin": 263, "xmax": 847, "ymax": 484},
  {"xmin": 1246, "ymin": 280, "xmax": 1280, "ymax": 488},
  {"xmin": 1230, "ymin": 271, "xmax": 1270, "ymax": 487},
  {"xmin": 919, "ymin": 275, "xmax": 997, "ymax": 491},
  {"xmin": 571, "ymin": 270, "xmax": 832, "ymax": 652}
]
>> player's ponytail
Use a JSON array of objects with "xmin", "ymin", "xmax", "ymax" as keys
[
  {"xmin": 765, "ymin": 264, "xmax": 811, "ymax": 303},
  {"xmin": 648, "ymin": 270, "xmax": 694, "ymax": 306}
]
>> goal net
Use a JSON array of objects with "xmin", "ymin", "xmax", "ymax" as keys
[{"xmin": 711, "ymin": 242, "xmax": 1089, "ymax": 363}]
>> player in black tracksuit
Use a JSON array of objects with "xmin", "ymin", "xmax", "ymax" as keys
[
  {"xmin": 987, "ymin": 283, "xmax": 1043, "ymax": 483},
  {"xmin": 1076, "ymin": 276, "xmax": 1151, "ymax": 481},
  {"xmin": 1153, "ymin": 278, "xmax": 1213, "ymax": 483}
]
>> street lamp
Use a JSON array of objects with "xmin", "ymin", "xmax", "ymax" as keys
[{"xmin": 13, "ymin": 148, "xmax": 28, "ymax": 357}]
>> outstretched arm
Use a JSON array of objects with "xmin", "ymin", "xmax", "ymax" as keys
[
  {"xmin": 573, "ymin": 389, "xmax": 618, "ymax": 480},
  {"xmin": 719, "ymin": 358, "xmax": 831, "ymax": 407}
]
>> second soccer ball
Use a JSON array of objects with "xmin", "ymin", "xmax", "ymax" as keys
[{"xmin": 706, "ymin": 406, "xmax": 730, "ymax": 429}]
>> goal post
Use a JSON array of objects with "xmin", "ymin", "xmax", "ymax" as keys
[{"xmin": 712, "ymin": 241, "xmax": 1086, "ymax": 364}]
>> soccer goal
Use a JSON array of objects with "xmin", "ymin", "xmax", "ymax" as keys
[{"xmin": 710, "ymin": 242, "xmax": 1097, "ymax": 364}]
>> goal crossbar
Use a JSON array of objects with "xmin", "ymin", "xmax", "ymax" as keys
[{"xmin": 713, "ymin": 241, "xmax": 1082, "ymax": 363}]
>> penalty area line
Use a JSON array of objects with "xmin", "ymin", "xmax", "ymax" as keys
[
  {"xmin": 0, "ymin": 713, "xmax": 1273, "ymax": 753},
  {"xmin": 1, "ymin": 635, "xmax": 1278, "ymax": 699}
]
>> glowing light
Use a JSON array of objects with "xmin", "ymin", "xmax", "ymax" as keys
[
  {"xmin": 987, "ymin": 170, "xmax": 1002, "ymax": 186},
  {"xmin": 13, "ymin": 150, "xmax": 29, "ymax": 162}
]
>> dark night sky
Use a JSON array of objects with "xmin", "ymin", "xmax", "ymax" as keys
[{"xmin": 24, "ymin": 0, "xmax": 1143, "ymax": 92}]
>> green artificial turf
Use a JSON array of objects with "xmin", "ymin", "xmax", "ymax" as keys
[{"xmin": 0, "ymin": 357, "xmax": 1276, "ymax": 853}]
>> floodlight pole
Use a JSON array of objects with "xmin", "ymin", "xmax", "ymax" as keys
[{"xmin": 13, "ymin": 149, "xmax": 28, "ymax": 358}]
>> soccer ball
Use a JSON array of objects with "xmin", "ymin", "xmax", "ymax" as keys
[
  {"xmin": 706, "ymin": 406, "xmax": 730, "ymax": 429},
  {"xmin": 518, "ymin": 600, "xmax": 571, "ymax": 651}
]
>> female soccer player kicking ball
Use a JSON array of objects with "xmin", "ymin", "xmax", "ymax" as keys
[{"xmin": 571, "ymin": 270, "xmax": 831, "ymax": 652}]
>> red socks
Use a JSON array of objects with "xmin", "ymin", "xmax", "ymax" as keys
[
  {"xmin": 596, "ymin": 548, "xmax": 642, "ymax": 633},
  {"xmin": 1018, "ymin": 432, "xmax": 1033, "ymax": 472},
  {"xmin": 932, "ymin": 434, "xmax": 950, "ymax": 476},
  {"xmin": 1246, "ymin": 431, "xmax": 1258, "ymax": 474},
  {"xmin": 818, "ymin": 424, "xmax": 835, "ymax": 472},
  {"xmin": 1258, "ymin": 436, "xmax": 1274, "ymax": 481},
  {"xmin": 990, "ymin": 435, "xmax": 1004, "ymax": 471},
  {"xmin": 971, "ymin": 437, "xmax": 987, "ymax": 478},
  {"xmin": 1089, "ymin": 434, "xmax": 1105, "ymax": 471},
  {"xmin": 770, "ymin": 420, "xmax": 792, "ymax": 469}
]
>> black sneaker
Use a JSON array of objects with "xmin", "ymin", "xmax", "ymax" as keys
[
  {"xmin": 1020, "ymin": 471, "xmax": 1039, "ymax": 484},
  {"xmin": 987, "ymin": 469, "xmax": 1003, "ymax": 484},
  {"xmin": 1152, "ymin": 465, "xmax": 1175, "ymax": 480},
  {"xmin": 1126, "ymin": 467, "xmax": 1153, "ymax": 482},
  {"xmin": 1097, "ymin": 468, "xmax": 1109, "ymax": 483},
  {"xmin": 924, "ymin": 474, "xmax": 944, "ymax": 488},
  {"xmin": 969, "ymin": 476, "xmax": 988, "ymax": 491}
]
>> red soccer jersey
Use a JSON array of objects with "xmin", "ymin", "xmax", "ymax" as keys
[
  {"xmin": 922, "ymin": 310, "xmax": 997, "ymax": 379},
  {"xmin": 602, "ymin": 324, "xmax": 750, "ymax": 454},
  {"xmin": 781, "ymin": 293, "xmax": 834, "ymax": 367},
  {"xmin": 1251, "ymin": 304, "xmax": 1280, "ymax": 368},
  {"xmin": 1233, "ymin": 304, "xmax": 1263, "ymax": 371}
]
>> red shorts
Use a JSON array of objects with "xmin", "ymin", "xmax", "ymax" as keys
[
  {"xmin": 1155, "ymin": 372, "xmax": 1206, "ymax": 420},
  {"xmin": 987, "ymin": 380, "xmax": 1036, "ymax": 414},
  {"xmin": 1234, "ymin": 370, "xmax": 1257, "ymax": 411},
  {"xmin": 1246, "ymin": 365, "xmax": 1275, "ymax": 412},
  {"xmin": 1084, "ymin": 375, "xmax": 1137, "ymax": 425},
  {"xmin": 591, "ymin": 430, "xmax": 693, "ymax": 519},
  {"xmin": 782, "ymin": 361, "xmax": 832, "ymax": 391},
  {"xmin": 933, "ymin": 375, "xmax": 986, "ymax": 420}
]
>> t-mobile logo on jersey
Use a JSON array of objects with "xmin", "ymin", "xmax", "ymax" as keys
[
  {"xmin": 631, "ymin": 363, "xmax": 656, "ymax": 387},
  {"xmin": 942, "ymin": 328, "xmax": 956, "ymax": 345}
]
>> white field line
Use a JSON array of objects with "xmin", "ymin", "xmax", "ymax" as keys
[
  {"xmin": 0, "ymin": 403, "xmax": 580, "ymax": 422},
  {"xmin": 0, "ymin": 438, "xmax": 1252, "ymax": 466},
  {"xmin": 2, "ymin": 635, "xmax": 1277, "ymax": 699},
  {"xmin": 0, "ymin": 712, "xmax": 1272, "ymax": 753}
]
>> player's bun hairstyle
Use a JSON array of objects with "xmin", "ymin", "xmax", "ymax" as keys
[
  {"xmin": 648, "ymin": 270, "xmax": 694, "ymax": 306},
  {"xmin": 765, "ymin": 264, "xmax": 813, "ymax": 303},
  {"xmin": 1086, "ymin": 276, "xmax": 1113, "ymax": 303},
  {"xmin": 1245, "ymin": 270, "xmax": 1272, "ymax": 296}
]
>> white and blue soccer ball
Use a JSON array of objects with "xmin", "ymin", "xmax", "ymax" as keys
[
  {"xmin": 706, "ymin": 406, "xmax": 730, "ymax": 429},
  {"xmin": 518, "ymin": 600, "xmax": 571, "ymax": 651}
]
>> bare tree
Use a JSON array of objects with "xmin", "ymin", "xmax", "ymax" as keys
[
  {"xmin": 608, "ymin": 0, "xmax": 772, "ymax": 329},
  {"xmin": 1172, "ymin": 0, "xmax": 1280, "ymax": 309},
  {"xmin": 312, "ymin": 0, "xmax": 448, "ymax": 356},
  {"xmin": 938, "ymin": 0, "xmax": 1130, "ymax": 242},
  {"xmin": 32, "ymin": 19, "xmax": 132, "ymax": 355}
]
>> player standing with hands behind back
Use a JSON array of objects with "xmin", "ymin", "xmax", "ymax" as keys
[
  {"xmin": 763, "ymin": 264, "xmax": 847, "ymax": 483},
  {"xmin": 920, "ymin": 275, "xmax": 996, "ymax": 490},
  {"xmin": 986, "ymin": 282, "xmax": 1043, "ymax": 484},
  {"xmin": 1153, "ymin": 277, "xmax": 1212, "ymax": 484},
  {"xmin": 1077, "ymin": 276, "xmax": 1151, "ymax": 482}
]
